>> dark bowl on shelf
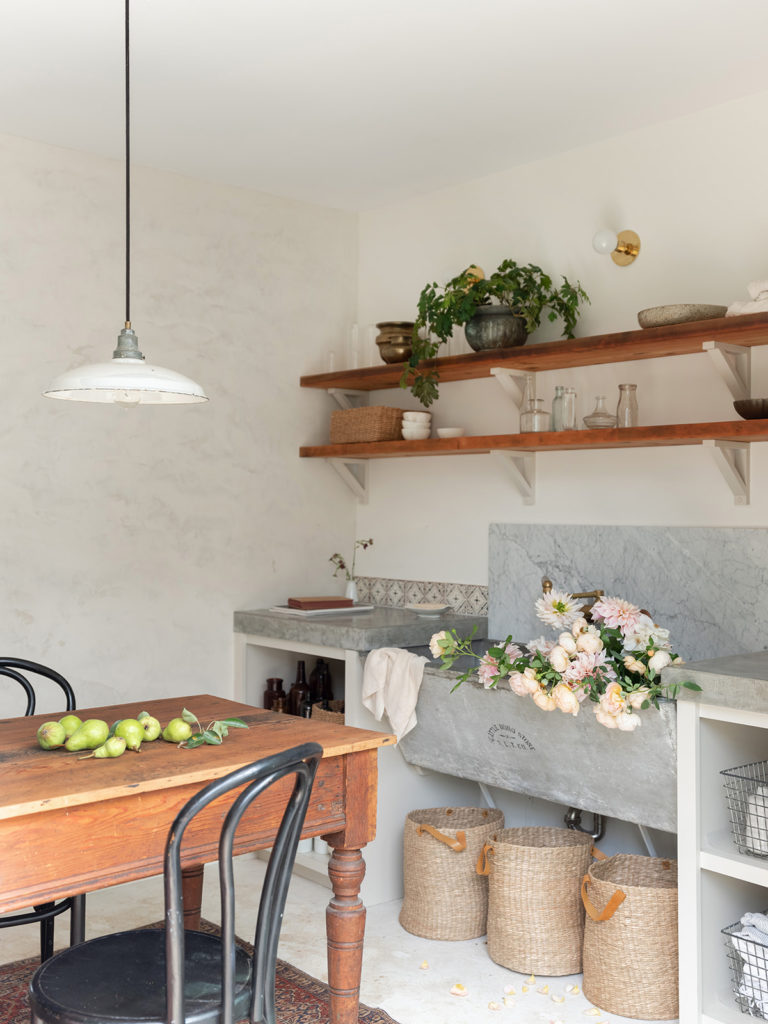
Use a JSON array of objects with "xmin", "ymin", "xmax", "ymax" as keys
[{"xmin": 734, "ymin": 398, "xmax": 768, "ymax": 420}]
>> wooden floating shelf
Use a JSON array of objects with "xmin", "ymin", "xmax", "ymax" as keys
[
  {"xmin": 300, "ymin": 419, "xmax": 768, "ymax": 460},
  {"xmin": 299, "ymin": 311, "xmax": 768, "ymax": 391}
]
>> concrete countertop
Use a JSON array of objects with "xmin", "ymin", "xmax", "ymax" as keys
[
  {"xmin": 664, "ymin": 650, "xmax": 768, "ymax": 714},
  {"xmin": 234, "ymin": 606, "xmax": 488, "ymax": 652}
]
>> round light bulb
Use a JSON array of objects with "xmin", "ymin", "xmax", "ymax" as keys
[
  {"xmin": 115, "ymin": 390, "xmax": 141, "ymax": 407},
  {"xmin": 592, "ymin": 229, "xmax": 618, "ymax": 255}
]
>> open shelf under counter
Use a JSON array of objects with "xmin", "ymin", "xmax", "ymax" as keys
[
  {"xmin": 702, "ymin": 829, "xmax": 768, "ymax": 885},
  {"xmin": 300, "ymin": 418, "xmax": 768, "ymax": 460},
  {"xmin": 300, "ymin": 311, "xmax": 768, "ymax": 391}
]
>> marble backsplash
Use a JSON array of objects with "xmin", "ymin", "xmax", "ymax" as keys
[
  {"xmin": 489, "ymin": 524, "xmax": 768, "ymax": 661},
  {"xmin": 355, "ymin": 576, "xmax": 488, "ymax": 616}
]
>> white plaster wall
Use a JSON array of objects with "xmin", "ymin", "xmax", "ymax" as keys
[
  {"xmin": 355, "ymin": 90, "xmax": 768, "ymax": 585},
  {"xmin": 0, "ymin": 133, "xmax": 358, "ymax": 716}
]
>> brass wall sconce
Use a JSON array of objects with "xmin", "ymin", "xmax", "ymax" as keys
[{"xmin": 592, "ymin": 228, "xmax": 641, "ymax": 267}]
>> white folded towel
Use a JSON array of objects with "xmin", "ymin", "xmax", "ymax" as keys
[
  {"xmin": 727, "ymin": 280, "xmax": 768, "ymax": 316},
  {"xmin": 362, "ymin": 647, "xmax": 427, "ymax": 740},
  {"xmin": 745, "ymin": 786, "xmax": 768, "ymax": 854}
]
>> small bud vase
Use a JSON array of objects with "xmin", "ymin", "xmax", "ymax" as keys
[{"xmin": 345, "ymin": 579, "xmax": 358, "ymax": 602}]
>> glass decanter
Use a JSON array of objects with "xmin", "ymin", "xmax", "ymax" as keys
[
  {"xmin": 521, "ymin": 398, "xmax": 550, "ymax": 432},
  {"xmin": 583, "ymin": 395, "xmax": 617, "ymax": 429}
]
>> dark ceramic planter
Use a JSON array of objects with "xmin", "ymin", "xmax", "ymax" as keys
[{"xmin": 464, "ymin": 305, "xmax": 528, "ymax": 351}]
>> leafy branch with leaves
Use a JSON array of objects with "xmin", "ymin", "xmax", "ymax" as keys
[
  {"xmin": 400, "ymin": 260, "xmax": 589, "ymax": 407},
  {"xmin": 178, "ymin": 707, "xmax": 248, "ymax": 749}
]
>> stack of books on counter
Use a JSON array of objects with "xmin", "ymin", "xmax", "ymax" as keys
[{"xmin": 270, "ymin": 596, "xmax": 374, "ymax": 616}]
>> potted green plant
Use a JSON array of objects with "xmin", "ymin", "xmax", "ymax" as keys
[{"xmin": 401, "ymin": 259, "xmax": 589, "ymax": 406}]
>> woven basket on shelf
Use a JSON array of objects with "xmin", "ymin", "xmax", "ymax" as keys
[
  {"xmin": 479, "ymin": 826, "xmax": 594, "ymax": 976},
  {"xmin": 311, "ymin": 700, "xmax": 344, "ymax": 724},
  {"xmin": 581, "ymin": 854, "xmax": 678, "ymax": 1020},
  {"xmin": 329, "ymin": 406, "xmax": 402, "ymax": 444},
  {"xmin": 399, "ymin": 806, "xmax": 504, "ymax": 940}
]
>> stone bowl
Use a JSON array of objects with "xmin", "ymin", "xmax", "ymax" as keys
[
  {"xmin": 734, "ymin": 398, "xmax": 768, "ymax": 420},
  {"xmin": 637, "ymin": 304, "xmax": 728, "ymax": 329}
]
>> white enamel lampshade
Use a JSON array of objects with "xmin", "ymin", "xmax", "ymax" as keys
[{"xmin": 43, "ymin": 327, "xmax": 208, "ymax": 405}]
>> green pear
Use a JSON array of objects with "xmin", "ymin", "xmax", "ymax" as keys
[
  {"xmin": 65, "ymin": 719, "xmax": 110, "ymax": 752},
  {"xmin": 37, "ymin": 721, "xmax": 67, "ymax": 749},
  {"xmin": 80, "ymin": 736, "xmax": 126, "ymax": 760},
  {"xmin": 137, "ymin": 710, "xmax": 162, "ymax": 741},
  {"xmin": 58, "ymin": 714, "xmax": 82, "ymax": 738},
  {"xmin": 114, "ymin": 718, "xmax": 143, "ymax": 752},
  {"xmin": 162, "ymin": 717, "xmax": 192, "ymax": 743}
]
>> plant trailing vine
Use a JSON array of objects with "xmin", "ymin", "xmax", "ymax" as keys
[{"xmin": 400, "ymin": 260, "xmax": 589, "ymax": 407}]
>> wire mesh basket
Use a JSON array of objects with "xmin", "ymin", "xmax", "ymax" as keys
[
  {"xmin": 722, "ymin": 916, "xmax": 768, "ymax": 1018},
  {"xmin": 721, "ymin": 761, "xmax": 768, "ymax": 857}
]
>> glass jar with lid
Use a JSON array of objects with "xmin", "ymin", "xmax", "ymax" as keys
[
  {"xmin": 521, "ymin": 398, "xmax": 550, "ymax": 432},
  {"xmin": 583, "ymin": 396, "xmax": 618, "ymax": 429},
  {"xmin": 616, "ymin": 383, "xmax": 639, "ymax": 428}
]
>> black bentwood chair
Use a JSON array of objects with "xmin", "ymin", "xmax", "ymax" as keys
[
  {"xmin": 0, "ymin": 658, "xmax": 86, "ymax": 962},
  {"xmin": 29, "ymin": 742, "xmax": 323, "ymax": 1024}
]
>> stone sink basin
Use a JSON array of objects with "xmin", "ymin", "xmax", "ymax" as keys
[{"xmin": 397, "ymin": 664, "xmax": 677, "ymax": 833}]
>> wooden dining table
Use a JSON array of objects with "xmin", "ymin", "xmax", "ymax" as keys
[{"xmin": 0, "ymin": 693, "xmax": 395, "ymax": 1024}]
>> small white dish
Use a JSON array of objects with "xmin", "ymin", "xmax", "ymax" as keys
[
  {"xmin": 401, "ymin": 426, "xmax": 431, "ymax": 440},
  {"xmin": 402, "ymin": 411, "xmax": 432, "ymax": 423},
  {"xmin": 436, "ymin": 427, "xmax": 465, "ymax": 439},
  {"xmin": 405, "ymin": 602, "xmax": 451, "ymax": 617}
]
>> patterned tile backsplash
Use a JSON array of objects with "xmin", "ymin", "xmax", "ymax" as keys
[{"xmin": 355, "ymin": 576, "xmax": 488, "ymax": 616}]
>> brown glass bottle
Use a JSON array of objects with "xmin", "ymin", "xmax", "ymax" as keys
[
  {"xmin": 263, "ymin": 677, "xmax": 284, "ymax": 710},
  {"xmin": 289, "ymin": 660, "xmax": 310, "ymax": 717}
]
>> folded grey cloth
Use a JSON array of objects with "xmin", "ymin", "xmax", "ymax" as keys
[{"xmin": 743, "ymin": 913, "xmax": 768, "ymax": 937}]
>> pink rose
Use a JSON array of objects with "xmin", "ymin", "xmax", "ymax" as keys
[
  {"xmin": 477, "ymin": 654, "xmax": 501, "ymax": 689},
  {"xmin": 601, "ymin": 681, "xmax": 627, "ymax": 716}
]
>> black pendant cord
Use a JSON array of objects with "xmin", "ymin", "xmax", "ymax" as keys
[{"xmin": 125, "ymin": 0, "xmax": 131, "ymax": 327}]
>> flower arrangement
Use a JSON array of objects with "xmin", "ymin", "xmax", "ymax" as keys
[
  {"xmin": 329, "ymin": 538, "xmax": 373, "ymax": 581},
  {"xmin": 430, "ymin": 587, "xmax": 701, "ymax": 730}
]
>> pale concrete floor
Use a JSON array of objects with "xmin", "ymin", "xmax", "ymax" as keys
[{"xmin": 0, "ymin": 856, "xmax": 672, "ymax": 1024}]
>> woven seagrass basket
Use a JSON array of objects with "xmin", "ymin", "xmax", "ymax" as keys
[
  {"xmin": 479, "ymin": 826, "xmax": 594, "ymax": 976},
  {"xmin": 329, "ymin": 406, "xmax": 402, "ymax": 444},
  {"xmin": 582, "ymin": 854, "xmax": 678, "ymax": 1020},
  {"xmin": 399, "ymin": 806, "xmax": 504, "ymax": 940},
  {"xmin": 311, "ymin": 700, "xmax": 344, "ymax": 724}
]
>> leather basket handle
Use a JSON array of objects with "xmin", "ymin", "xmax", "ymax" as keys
[
  {"xmin": 591, "ymin": 844, "xmax": 607, "ymax": 860},
  {"xmin": 476, "ymin": 842, "xmax": 494, "ymax": 875},
  {"xmin": 417, "ymin": 824, "xmax": 467, "ymax": 852},
  {"xmin": 581, "ymin": 873, "xmax": 626, "ymax": 922}
]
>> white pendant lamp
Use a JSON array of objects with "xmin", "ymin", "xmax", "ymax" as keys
[{"xmin": 44, "ymin": 0, "xmax": 207, "ymax": 406}]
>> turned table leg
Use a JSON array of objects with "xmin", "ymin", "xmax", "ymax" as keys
[
  {"xmin": 326, "ymin": 847, "xmax": 367, "ymax": 1024},
  {"xmin": 181, "ymin": 863, "xmax": 205, "ymax": 930}
]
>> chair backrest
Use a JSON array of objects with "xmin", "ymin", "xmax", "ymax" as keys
[
  {"xmin": 0, "ymin": 657, "xmax": 76, "ymax": 716},
  {"xmin": 163, "ymin": 741, "xmax": 323, "ymax": 1024}
]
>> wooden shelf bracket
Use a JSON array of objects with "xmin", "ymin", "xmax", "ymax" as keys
[
  {"xmin": 702, "ymin": 341, "xmax": 751, "ymax": 400},
  {"xmin": 327, "ymin": 458, "xmax": 369, "ymax": 503},
  {"xmin": 490, "ymin": 450, "xmax": 536, "ymax": 504},
  {"xmin": 704, "ymin": 439, "xmax": 750, "ymax": 505},
  {"xmin": 490, "ymin": 367, "xmax": 532, "ymax": 410},
  {"xmin": 327, "ymin": 388, "xmax": 369, "ymax": 410}
]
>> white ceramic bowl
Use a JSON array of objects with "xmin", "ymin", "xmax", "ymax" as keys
[
  {"xmin": 436, "ymin": 427, "xmax": 465, "ymax": 439},
  {"xmin": 401, "ymin": 425, "xmax": 431, "ymax": 441},
  {"xmin": 402, "ymin": 411, "xmax": 432, "ymax": 423}
]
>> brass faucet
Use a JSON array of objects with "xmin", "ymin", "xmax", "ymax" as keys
[{"xmin": 541, "ymin": 576, "xmax": 604, "ymax": 614}]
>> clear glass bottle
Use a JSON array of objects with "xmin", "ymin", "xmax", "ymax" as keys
[
  {"xmin": 551, "ymin": 385, "xmax": 565, "ymax": 431},
  {"xmin": 521, "ymin": 398, "xmax": 550, "ymax": 432},
  {"xmin": 583, "ymin": 396, "xmax": 618, "ymax": 429},
  {"xmin": 562, "ymin": 387, "xmax": 577, "ymax": 430},
  {"xmin": 616, "ymin": 383, "xmax": 639, "ymax": 428}
]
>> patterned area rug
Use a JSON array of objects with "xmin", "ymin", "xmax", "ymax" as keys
[{"xmin": 0, "ymin": 921, "xmax": 400, "ymax": 1024}]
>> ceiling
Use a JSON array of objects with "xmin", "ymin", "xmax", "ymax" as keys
[{"xmin": 2, "ymin": 0, "xmax": 768, "ymax": 211}]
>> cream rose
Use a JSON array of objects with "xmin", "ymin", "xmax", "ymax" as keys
[
  {"xmin": 623, "ymin": 655, "xmax": 647, "ymax": 676},
  {"xmin": 576, "ymin": 631, "xmax": 603, "ymax": 655},
  {"xmin": 601, "ymin": 681, "xmax": 627, "ymax": 716},
  {"xmin": 553, "ymin": 682, "xmax": 580, "ymax": 716},
  {"xmin": 594, "ymin": 706, "xmax": 619, "ymax": 729},
  {"xmin": 558, "ymin": 632, "xmax": 578, "ymax": 655},
  {"xmin": 429, "ymin": 631, "xmax": 451, "ymax": 658},
  {"xmin": 532, "ymin": 687, "xmax": 556, "ymax": 711},
  {"xmin": 648, "ymin": 650, "xmax": 672, "ymax": 673},
  {"xmin": 627, "ymin": 687, "xmax": 650, "ymax": 710},
  {"xmin": 522, "ymin": 667, "xmax": 540, "ymax": 694},
  {"xmin": 571, "ymin": 617, "xmax": 589, "ymax": 637},
  {"xmin": 548, "ymin": 645, "xmax": 570, "ymax": 674}
]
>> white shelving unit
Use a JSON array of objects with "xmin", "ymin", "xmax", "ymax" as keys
[{"xmin": 678, "ymin": 699, "xmax": 768, "ymax": 1023}]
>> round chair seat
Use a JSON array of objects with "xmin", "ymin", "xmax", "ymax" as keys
[{"xmin": 29, "ymin": 928, "xmax": 252, "ymax": 1024}]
